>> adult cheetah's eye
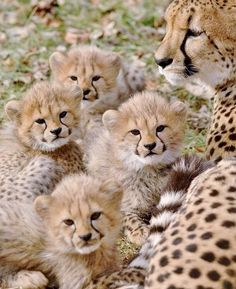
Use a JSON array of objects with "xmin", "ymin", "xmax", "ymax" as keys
[
  {"xmin": 59, "ymin": 111, "xmax": 67, "ymax": 119},
  {"xmin": 130, "ymin": 129, "xmax": 140, "ymax": 136},
  {"xmin": 91, "ymin": 212, "xmax": 101, "ymax": 221},
  {"xmin": 63, "ymin": 219, "xmax": 74, "ymax": 226},
  {"xmin": 70, "ymin": 76, "xmax": 78, "ymax": 81},
  {"xmin": 92, "ymin": 75, "xmax": 101, "ymax": 82},
  {"xmin": 156, "ymin": 125, "xmax": 166, "ymax": 133},
  {"xmin": 35, "ymin": 118, "xmax": 45, "ymax": 124},
  {"xmin": 188, "ymin": 29, "xmax": 203, "ymax": 37}
]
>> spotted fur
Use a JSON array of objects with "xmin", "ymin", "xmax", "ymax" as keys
[
  {"xmin": 87, "ymin": 91, "xmax": 187, "ymax": 245},
  {"xmin": 155, "ymin": 0, "xmax": 236, "ymax": 160},
  {"xmin": 145, "ymin": 158, "xmax": 236, "ymax": 288},
  {"xmin": 0, "ymin": 175, "xmax": 122, "ymax": 289},
  {"xmin": 0, "ymin": 81, "xmax": 84, "ymax": 201},
  {"xmin": 130, "ymin": 155, "xmax": 214, "ymax": 270}
]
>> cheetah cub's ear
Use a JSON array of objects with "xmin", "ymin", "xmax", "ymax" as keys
[
  {"xmin": 106, "ymin": 52, "xmax": 122, "ymax": 70},
  {"xmin": 5, "ymin": 100, "xmax": 21, "ymax": 122},
  {"xmin": 100, "ymin": 180, "xmax": 123, "ymax": 210},
  {"xmin": 170, "ymin": 100, "xmax": 187, "ymax": 119},
  {"xmin": 49, "ymin": 51, "xmax": 68, "ymax": 72},
  {"xmin": 102, "ymin": 109, "xmax": 121, "ymax": 131},
  {"xmin": 34, "ymin": 195, "xmax": 53, "ymax": 219}
]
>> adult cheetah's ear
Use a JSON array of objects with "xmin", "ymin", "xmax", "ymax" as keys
[
  {"xmin": 49, "ymin": 51, "xmax": 67, "ymax": 71},
  {"xmin": 5, "ymin": 100, "xmax": 21, "ymax": 122},
  {"xmin": 171, "ymin": 100, "xmax": 187, "ymax": 119},
  {"xmin": 34, "ymin": 195, "xmax": 53, "ymax": 219},
  {"xmin": 102, "ymin": 109, "xmax": 120, "ymax": 131}
]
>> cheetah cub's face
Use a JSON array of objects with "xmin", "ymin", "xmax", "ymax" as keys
[
  {"xmin": 49, "ymin": 46, "xmax": 121, "ymax": 105},
  {"xmin": 5, "ymin": 82, "xmax": 82, "ymax": 152},
  {"xmin": 35, "ymin": 174, "xmax": 122, "ymax": 255},
  {"xmin": 103, "ymin": 92, "xmax": 187, "ymax": 170}
]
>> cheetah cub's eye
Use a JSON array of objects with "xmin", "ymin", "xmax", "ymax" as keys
[
  {"xmin": 35, "ymin": 118, "xmax": 46, "ymax": 124},
  {"xmin": 92, "ymin": 75, "xmax": 101, "ymax": 82},
  {"xmin": 130, "ymin": 129, "xmax": 140, "ymax": 136},
  {"xmin": 91, "ymin": 212, "xmax": 101, "ymax": 221},
  {"xmin": 70, "ymin": 76, "xmax": 78, "ymax": 81},
  {"xmin": 63, "ymin": 219, "xmax": 74, "ymax": 226},
  {"xmin": 188, "ymin": 29, "xmax": 203, "ymax": 37},
  {"xmin": 59, "ymin": 111, "xmax": 67, "ymax": 119},
  {"xmin": 156, "ymin": 125, "xmax": 166, "ymax": 133}
]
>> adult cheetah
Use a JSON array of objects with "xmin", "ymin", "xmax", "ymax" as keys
[{"xmin": 155, "ymin": 0, "xmax": 236, "ymax": 160}]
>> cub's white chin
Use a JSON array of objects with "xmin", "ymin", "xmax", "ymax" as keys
[
  {"xmin": 120, "ymin": 149, "xmax": 180, "ymax": 171},
  {"xmin": 76, "ymin": 242, "xmax": 101, "ymax": 255},
  {"xmin": 33, "ymin": 138, "xmax": 69, "ymax": 152}
]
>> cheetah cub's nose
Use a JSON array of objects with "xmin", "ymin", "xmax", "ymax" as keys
[
  {"xmin": 50, "ymin": 127, "xmax": 62, "ymax": 136},
  {"xmin": 79, "ymin": 233, "xmax": 92, "ymax": 242},
  {"xmin": 144, "ymin": 142, "xmax": 156, "ymax": 151}
]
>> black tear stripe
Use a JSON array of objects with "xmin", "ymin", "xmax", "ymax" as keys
[
  {"xmin": 91, "ymin": 82, "xmax": 99, "ymax": 100},
  {"xmin": 91, "ymin": 220, "xmax": 100, "ymax": 234},
  {"xmin": 135, "ymin": 134, "xmax": 142, "ymax": 156},
  {"xmin": 43, "ymin": 122, "xmax": 47, "ymax": 134},
  {"xmin": 180, "ymin": 29, "xmax": 199, "ymax": 77},
  {"xmin": 156, "ymin": 135, "xmax": 166, "ymax": 152}
]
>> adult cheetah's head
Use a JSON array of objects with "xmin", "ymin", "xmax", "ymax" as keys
[
  {"xmin": 5, "ymin": 82, "xmax": 82, "ymax": 152},
  {"xmin": 155, "ymin": 0, "xmax": 236, "ymax": 88}
]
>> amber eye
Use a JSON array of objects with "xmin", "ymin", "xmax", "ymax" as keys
[
  {"xmin": 35, "ymin": 118, "xmax": 45, "ymax": 124},
  {"xmin": 63, "ymin": 219, "xmax": 74, "ymax": 226},
  {"xmin": 70, "ymin": 76, "xmax": 78, "ymax": 81},
  {"xmin": 92, "ymin": 75, "xmax": 101, "ymax": 82},
  {"xmin": 156, "ymin": 125, "xmax": 165, "ymax": 133},
  {"xmin": 59, "ymin": 111, "xmax": 67, "ymax": 119},
  {"xmin": 91, "ymin": 212, "xmax": 101, "ymax": 221},
  {"xmin": 130, "ymin": 129, "xmax": 140, "ymax": 136},
  {"xmin": 188, "ymin": 29, "xmax": 203, "ymax": 37}
]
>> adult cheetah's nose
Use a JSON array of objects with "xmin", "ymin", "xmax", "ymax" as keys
[
  {"xmin": 155, "ymin": 57, "xmax": 173, "ymax": 69},
  {"xmin": 50, "ymin": 127, "xmax": 62, "ymax": 136}
]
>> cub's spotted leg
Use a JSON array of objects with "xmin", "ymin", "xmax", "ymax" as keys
[
  {"xmin": 0, "ymin": 156, "xmax": 62, "ymax": 202},
  {"xmin": 5, "ymin": 270, "xmax": 48, "ymax": 289},
  {"xmin": 123, "ymin": 212, "xmax": 150, "ymax": 246},
  {"xmin": 87, "ymin": 267, "xmax": 145, "ymax": 289}
]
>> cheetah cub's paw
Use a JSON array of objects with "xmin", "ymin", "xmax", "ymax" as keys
[
  {"xmin": 8, "ymin": 270, "xmax": 48, "ymax": 289},
  {"xmin": 127, "ymin": 224, "xmax": 150, "ymax": 246}
]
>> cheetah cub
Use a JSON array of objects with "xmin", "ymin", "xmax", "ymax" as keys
[
  {"xmin": 49, "ymin": 45, "xmax": 145, "ymax": 146},
  {"xmin": 87, "ymin": 91, "xmax": 187, "ymax": 245},
  {"xmin": 0, "ymin": 174, "xmax": 122, "ymax": 289},
  {"xmin": 0, "ymin": 81, "xmax": 84, "ymax": 201}
]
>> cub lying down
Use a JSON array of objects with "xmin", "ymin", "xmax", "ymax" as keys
[
  {"xmin": 0, "ymin": 174, "xmax": 122, "ymax": 289},
  {"xmin": 87, "ymin": 91, "xmax": 187, "ymax": 245}
]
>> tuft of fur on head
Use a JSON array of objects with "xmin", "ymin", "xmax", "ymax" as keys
[
  {"xmin": 102, "ymin": 91, "xmax": 187, "ymax": 171},
  {"xmin": 35, "ymin": 174, "xmax": 122, "ymax": 255},
  {"xmin": 5, "ymin": 81, "xmax": 82, "ymax": 152},
  {"xmin": 49, "ymin": 46, "xmax": 121, "ymax": 105}
]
